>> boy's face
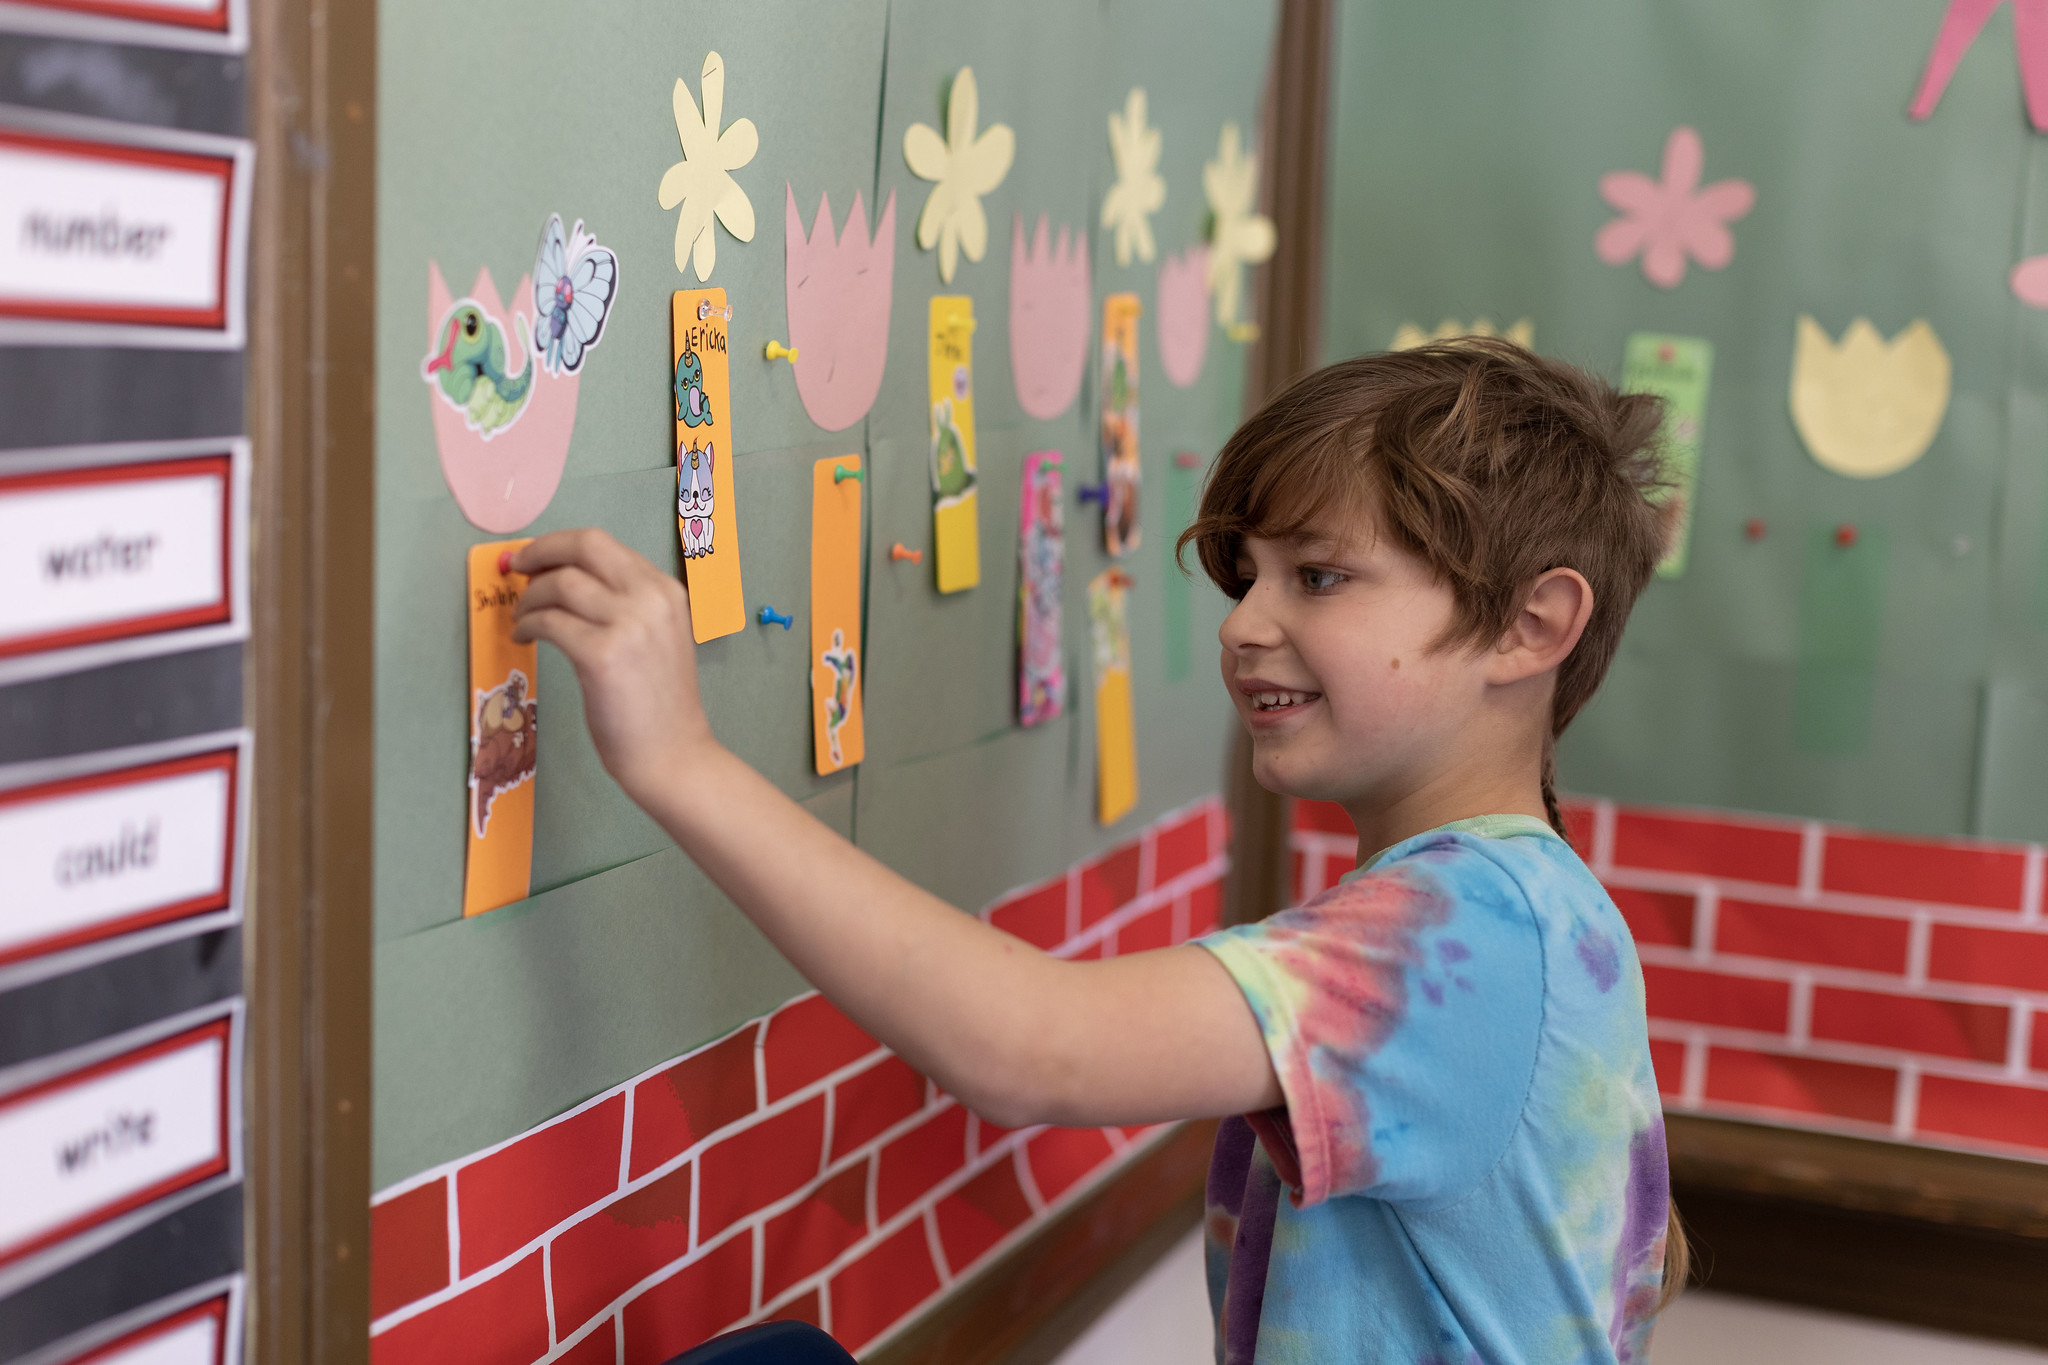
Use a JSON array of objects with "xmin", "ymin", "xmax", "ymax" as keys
[{"xmin": 1219, "ymin": 517, "xmax": 1490, "ymax": 807}]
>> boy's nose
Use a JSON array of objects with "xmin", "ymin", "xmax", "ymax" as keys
[{"xmin": 1218, "ymin": 585, "xmax": 1285, "ymax": 654}]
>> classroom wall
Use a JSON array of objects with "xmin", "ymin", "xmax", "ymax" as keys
[{"xmin": 370, "ymin": 0, "xmax": 1277, "ymax": 1357}]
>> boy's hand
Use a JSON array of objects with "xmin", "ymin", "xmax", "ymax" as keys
[{"xmin": 508, "ymin": 529, "xmax": 712, "ymax": 802}]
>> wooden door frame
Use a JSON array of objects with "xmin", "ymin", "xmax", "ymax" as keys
[{"xmin": 243, "ymin": 0, "xmax": 378, "ymax": 1358}]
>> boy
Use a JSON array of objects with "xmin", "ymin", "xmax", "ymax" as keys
[{"xmin": 510, "ymin": 339, "xmax": 1681, "ymax": 1363}]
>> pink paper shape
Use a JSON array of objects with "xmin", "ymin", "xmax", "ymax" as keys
[
  {"xmin": 1008, "ymin": 213, "xmax": 1091, "ymax": 420},
  {"xmin": 2012, "ymin": 254, "xmax": 2048, "ymax": 305},
  {"xmin": 1156, "ymin": 244, "xmax": 1209, "ymax": 389},
  {"xmin": 784, "ymin": 185, "xmax": 896, "ymax": 433},
  {"xmin": 1595, "ymin": 127, "xmax": 1755, "ymax": 290},
  {"xmin": 425, "ymin": 261, "xmax": 579, "ymax": 532},
  {"xmin": 1910, "ymin": 0, "xmax": 2048, "ymax": 132}
]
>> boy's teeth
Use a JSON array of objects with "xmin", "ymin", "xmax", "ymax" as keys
[{"xmin": 1254, "ymin": 691, "xmax": 1310, "ymax": 710}]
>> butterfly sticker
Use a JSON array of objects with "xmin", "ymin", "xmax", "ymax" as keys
[{"xmin": 532, "ymin": 213, "xmax": 620, "ymax": 376}]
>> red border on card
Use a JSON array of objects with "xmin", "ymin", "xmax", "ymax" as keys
[
  {"xmin": 0, "ymin": 747, "xmax": 239, "ymax": 968},
  {"xmin": 0, "ymin": 1016, "xmax": 234, "ymax": 1269},
  {"xmin": 0, "ymin": 130, "xmax": 236, "ymax": 328},
  {"xmin": 68, "ymin": 1293, "xmax": 231, "ymax": 1365},
  {"xmin": 0, "ymin": 454, "xmax": 234, "ymax": 660},
  {"xmin": 3, "ymin": 0, "xmax": 229, "ymax": 34}
]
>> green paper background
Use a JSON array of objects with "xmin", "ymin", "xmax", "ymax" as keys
[
  {"xmin": 375, "ymin": 0, "xmax": 1276, "ymax": 1187},
  {"xmin": 1323, "ymin": 0, "xmax": 2048, "ymax": 842}
]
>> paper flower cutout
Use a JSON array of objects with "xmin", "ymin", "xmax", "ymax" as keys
[
  {"xmin": 1009, "ymin": 213, "xmax": 1091, "ymax": 419},
  {"xmin": 1391, "ymin": 317, "xmax": 1534, "ymax": 351},
  {"xmin": 1203, "ymin": 123, "xmax": 1275, "ymax": 328},
  {"xmin": 1790, "ymin": 316, "xmax": 1951, "ymax": 479},
  {"xmin": 1909, "ymin": 0, "xmax": 2048, "ymax": 132},
  {"xmin": 784, "ymin": 185, "xmax": 896, "ymax": 432},
  {"xmin": 904, "ymin": 66, "xmax": 1015, "ymax": 284},
  {"xmin": 2012, "ymin": 253, "xmax": 2048, "ymax": 306},
  {"xmin": 657, "ymin": 51, "xmax": 759, "ymax": 282},
  {"xmin": 1595, "ymin": 127, "xmax": 1754, "ymax": 290},
  {"xmin": 424, "ymin": 261, "xmax": 581, "ymax": 531},
  {"xmin": 1156, "ymin": 244, "xmax": 1209, "ymax": 388},
  {"xmin": 1102, "ymin": 88, "xmax": 1166, "ymax": 267}
]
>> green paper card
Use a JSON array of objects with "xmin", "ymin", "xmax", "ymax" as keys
[{"xmin": 1621, "ymin": 334, "xmax": 1713, "ymax": 578}]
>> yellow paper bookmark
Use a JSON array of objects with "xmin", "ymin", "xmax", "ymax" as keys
[
  {"xmin": 673, "ymin": 289, "xmax": 745, "ymax": 641},
  {"xmin": 1088, "ymin": 568, "xmax": 1138, "ymax": 825},
  {"xmin": 811, "ymin": 455, "xmax": 865, "ymax": 774},
  {"xmin": 465, "ymin": 539, "xmax": 537, "ymax": 917},
  {"xmin": 928, "ymin": 295, "xmax": 980, "ymax": 593}
]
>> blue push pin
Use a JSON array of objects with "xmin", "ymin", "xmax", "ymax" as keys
[
  {"xmin": 1077, "ymin": 483, "xmax": 1109, "ymax": 506},
  {"xmin": 758, "ymin": 605, "xmax": 793, "ymax": 630},
  {"xmin": 834, "ymin": 462, "xmax": 864, "ymax": 484}
]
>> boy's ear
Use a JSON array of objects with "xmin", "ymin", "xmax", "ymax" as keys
[{"xmin": 1489, "ymin": 567, "xmax": 1593, "ymax": 685}]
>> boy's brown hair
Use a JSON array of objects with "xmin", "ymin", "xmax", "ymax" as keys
[
  {"xmin": 1181, "ymin": 337, "xmax": 1689, "ymax": 1308},
  {"xmin": 1180, "ymin": 337, "xmax": 1670, "ymax": 833}
]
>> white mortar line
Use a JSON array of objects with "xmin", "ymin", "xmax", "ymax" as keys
[
  {"xmin": 1592, "ymin": 798, "xmax": 1617, "ymax": 876},
  {"xmin": 2025, "ymin": 846, "xmax": 2045, "ymax": 924},
  {"xmin": 543, "ymin": 1243, "xmax": 557, "ymax": 1347},
  {"xmin": 1691, "ymin": 884, "xmax": 1718, "ymax": 962},
  {"xmin": 1138, "ymin": 828, "xmax": 1158, "ymax": 897},
  {"xmin": 2009, "ymin": 1003, "xmax": 2033, "ymax": 1078},
  {"xmin": 1906, "ymin": 913, "xmax": 1932, "ymax": 989},
  {"xmin": 1787, "ymin": 974, "xmax": 1814, "ymax": 1049},
  {"xmin": 1600, "ymin": 864, "xmax": 2045, "ymax": 931},
  {"xmin": 617, "ymin": 1083, "xmax": 634, "ymax": 1192},
  {"xmin": 1012, "ymin": 1143, "xmax": 1047, "ymax": 1216},
  {"xmin": 1680, "ymin": 1032, "xmax": 1707, "ymax": 1109},
  {"xmin": 1643, "ymin": 1019, "xmax": 2048, "ymax": 1091},
  {"xmin": 1636, "ymin": 941, "xmax": 2048, "ymax": 1009},
  {"xmin": 1798, "ymin": 821, "xmax": 1826, "ymax": 901},
  {"xmin": 445, "ymin": 1173, "xmax": 461, "ymax": 1297},
  {"xmin": 1892, "ymin": 1065, "xmax": 1921, "ymax": 1140},
  {"xmin": 923, "ymin": 1204, "xmax": 952, "ymax": 1283}
]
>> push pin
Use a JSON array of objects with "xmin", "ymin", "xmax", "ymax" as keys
[
  {"xmin": 497, "ymin": 549, "xmax": 514, "ymax": 574},
  {"xmin": 697, "ymin": 299, "xmax": 734, "ymax": 322},
  {"xmin": 1106, "ymin": 568, "xmax": 1136, "ymax": 589},
  {"xmin": 1077, "ymin": 483, "xmax": 1109, "ymax": 506},
  {"xmin": 1174, "ymin": 451, "xmax": 1203, "ymax": 469},
  {"xmin": 1226, "ymin": 321, "xmax": 1261, "ymax": 344},
  {"xmin": 1743, "ymin": 518, "xmax": 1767, "ymax": 542},
  {"xmin": 765, "ymin": 340, "xmax": 799, "ymax": 363},
  {"xmin": 890, "ymin": 542, "xmax": 923, "ymax": 564},
  {"xmin": 758, "ymin": 605, "xmax": 793, "ymax": 630},
  {"xmin": 834, "ymin": 462, "xmax": 864, "ymax": 483},
  {"xmin": 1834, "ymin": 523, "xmax": 1858, "ymax": 548}
]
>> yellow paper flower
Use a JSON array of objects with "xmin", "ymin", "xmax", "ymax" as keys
[
  {"xmin": 657, "ymin": 51, "xmax": 759, "ymax": 282},
  {"xmin": 1790, "ymin": 316, "xmax": 1951, "ymax": 478},
  {"xmin": 1102, "ymin": 87, "xmax": 1166, "ymax": 267},
  {"xmin": 904, "ymin": 66, "xmax": 1015, "ymax": 284},
  {"xmin": 1203, "ymin": 122, "xmax": 1275, "ymax": 328},
  {"xmin": 1392, "ymin": 317, "xmax": 1535, "ymax": 351}
]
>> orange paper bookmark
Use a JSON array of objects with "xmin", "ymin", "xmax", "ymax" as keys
[
  {"xmin": 674, "ymin": 288, "xmax": 745, "ymax": 641},
  {"xmin": 464, "ymin": 539, "xmax": 537, "ymax": 916},
  {"xmin": 928, "ymin": 295, "xmax": 980, "ymax": 593},
  {"xmin": 1088, "ymin": 567, "xmax": 1138, "ymax": 825},
  {"xmin": 811, "ymin": 455, "xmax": 865, "ymax": 774}
]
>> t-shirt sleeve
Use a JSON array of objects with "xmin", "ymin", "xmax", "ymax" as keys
[{"xmin": 1196, "ymin": 836, "xmax": 1544, "ymax": 1208}]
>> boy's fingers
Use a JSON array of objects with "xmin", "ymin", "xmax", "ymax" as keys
[
  {"xmin": 515, "ymin": 564, "xmax": 618, "ymax": 626},
  {"xmin": 511, "ymin": 528, "xmax": 641, "ymax": 589},
  {"xmin": 509, "ymin": 605, "xmax": 604, "ymax": 655}
]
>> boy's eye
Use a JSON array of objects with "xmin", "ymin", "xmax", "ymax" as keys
[{"xmin": 1299, "ymin": 566, "xmax": 1345, "ymax": 592}]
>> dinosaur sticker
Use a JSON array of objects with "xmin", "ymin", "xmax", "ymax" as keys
[
  {"xmin": 464, "ymin": 539, "xmax": 538, "ymax": 917},
  {"xmin": 676, "ymin": 348, "xmax": 715, "ymax": 427}
]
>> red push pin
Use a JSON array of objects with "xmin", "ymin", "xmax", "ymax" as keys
[
  {"xmin": 890, "ymin": 542, "xmax": 922, "ymax": 564},
  {"xmin": 497, "ymin": 549, "xmax": 514, "ymax": 574},
  {"xmin": 1834, "ymin": 523, "xmax": 1858, "ymax": 548},
  {"xmin": 1743, "ymin": 518, "xmax": 1767, "ymax": 541}
]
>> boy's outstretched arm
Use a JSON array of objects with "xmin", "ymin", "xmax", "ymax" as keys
[{"xmin": 510, "ymin": 529, "xmax": 1281, "ymax": 1130}]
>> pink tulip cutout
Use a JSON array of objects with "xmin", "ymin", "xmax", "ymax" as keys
[
  {"xmin": 784, "ymin": 185, "xmax": 896, "ymax": 433},
  {"xmin": 1909, "ymin": 0, "xmax": 2048, "ymax": 132},
  {"xmin": 1595, "ymin": 127, "xmax": 1755, "ymax": 290},
  {"xmin": 1008, "ymin": 213, "xmax": 1091, "ymax": 420},
  {"xmin": 1156, "ymin": 244, "xmax": 1209, "ymax": 389},
  {"xmin": 425, "ymin": 261, "xmax": 581, "ymax": 532}
]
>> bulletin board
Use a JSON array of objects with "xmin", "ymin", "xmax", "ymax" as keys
[
  {"xmin": 372, "ymin": 0, "xmax": 1276, "ymax": 1202},
  {"xmin": 1322, "ymin": 0, "xmax": 2048, "ymax": 845}
]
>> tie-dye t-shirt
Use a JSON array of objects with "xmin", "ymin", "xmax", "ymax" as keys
[{"xmin": 1194, "ymin": 815, "xmax": 1668, "ymax": 1365}]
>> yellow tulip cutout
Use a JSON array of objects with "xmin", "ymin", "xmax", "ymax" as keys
[{"xmin": 1789, "ymin": 316, "xmax": 1951, "ymax": 479}]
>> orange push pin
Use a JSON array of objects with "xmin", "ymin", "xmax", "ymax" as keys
[
  {"xmin": 1834, "ymin": 523, "xmax": 1858, "ymax": 548},
  {"xmin": 890, "ymin": 542, "xmax": 923, "ymax": 564},
  {"xmin": 1743, "ymin": 518, "xmax": 1766, "ymax": 541}
]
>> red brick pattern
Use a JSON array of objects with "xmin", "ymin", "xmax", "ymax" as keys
[
  {"xmin": 370, "ymin": 797, "xmax": 1229, "ymax": 1365},
  {"xmin": 1290, "ymin": 797, "xmax": 2048, "ymax": 1163}
]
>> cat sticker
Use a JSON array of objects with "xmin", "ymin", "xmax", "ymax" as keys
[{"xmin": 678, "ymin": 439, "xmax": 716, "ymax": 559}]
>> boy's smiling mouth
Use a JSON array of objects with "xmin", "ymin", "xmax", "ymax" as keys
[{"xmin": 1237, "ymin": 678, "xmax": 1322, "ymax": 718}]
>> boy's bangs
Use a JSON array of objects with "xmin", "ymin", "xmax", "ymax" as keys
[{"xmin": 1183, "ymin": 424, "xmax": 1376, "ymax": 595}]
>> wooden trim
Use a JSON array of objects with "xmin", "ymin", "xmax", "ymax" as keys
[
  {"xmin": 244, "ymin": 0, "xmax": 377, "ymax": 1357},
  {"xmin": 864, "ymin": 1121, "xmax": 1217, "ymax": 1365}
]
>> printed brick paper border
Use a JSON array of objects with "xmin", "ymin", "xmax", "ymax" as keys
[
  {"xmin": 369, "ymin": 797, "xmax": 1227, "ymax": 1365},
  {"xmin": 1292, "ymin": 798, "xmax": 2048, "ymax": 1163}
]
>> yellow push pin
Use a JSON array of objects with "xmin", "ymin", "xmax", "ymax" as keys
[
  {"xmin": 765, "ymin": 340, "xmax": 799, "ymax": 363},
  {"xmin": 1226, "ymin": 321, "xmax": 1260, "ymax": 344}
]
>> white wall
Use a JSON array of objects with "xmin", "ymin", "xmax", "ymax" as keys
[{"xmin": 1051, "ymin": 1228, "xmax": 2048, "ymax": 1365}]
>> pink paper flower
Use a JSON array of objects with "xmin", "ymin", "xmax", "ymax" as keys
[
  {"xmin": 784, "ymin": 185, "xmax": 896, "ymax": 433},
  {"xmin": 2013, "ymin": 253, "xmax": 2048, "ymax": 307},
  {"xmin": 1008, "ymin": 213, "xmax": 1090, "ymax": 420},
  {"xmin": 1595, "ymin": 127, "xmax": 1755, "ymax": 290}
]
